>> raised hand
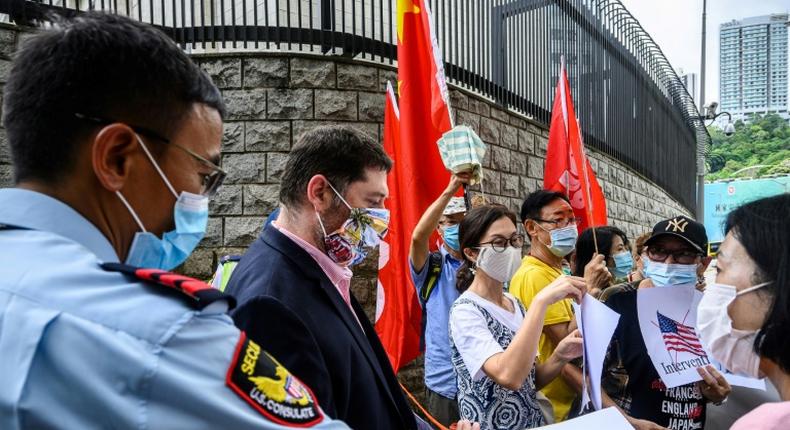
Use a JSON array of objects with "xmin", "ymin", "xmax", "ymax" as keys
[
  {"xmin": 535, "ymin": 275, "xmax": 586, "ymax": 305},
  {"xmin": 584, "ymin": 253, "xmax": 612, "ymax": 290}
]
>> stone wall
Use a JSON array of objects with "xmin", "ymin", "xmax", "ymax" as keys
[
  {"xmin": 0, "ymin": 24, "xmax": 692, "ymax": 408},
  {"xmin": 182, "ymin": 52, "xmax": 689, "ymax": 284}
]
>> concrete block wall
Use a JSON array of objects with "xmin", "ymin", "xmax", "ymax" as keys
[
  {"xmin": 183, "ymin": 53, "xmax": 690, "ymax": 284},
  {"xmin": 0, "ymin": 23, "xmax": 693, "ymax": 403}
]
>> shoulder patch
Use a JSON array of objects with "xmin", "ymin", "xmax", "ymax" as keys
[
  {"xmin": 226, "ymin": 332, "xmax": 324, "ymax": 427},
  {"xmin": 100, "ymin": 262, "xmax": 236, "ymax": 310}
]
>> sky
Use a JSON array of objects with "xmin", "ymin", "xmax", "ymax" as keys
[{"xmin": 619, "ymin": 0, "xmax": 790, "ymax": 110}]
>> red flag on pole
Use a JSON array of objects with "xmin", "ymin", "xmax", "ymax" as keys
[
  {"xmin": 544, "ymin": 58, "xmax": 607, "ymax": 233},
  {"xmin": 374, "ymin": 0, "xmax": 453, "ymax": 372},
  {"xmin": 375, "ymin": 83, "xmax": 422, "ymax": 372}
]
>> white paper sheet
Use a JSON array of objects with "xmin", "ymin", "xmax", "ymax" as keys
[
  {"xmin": 572, "ymin": 293, "xmax": 621, "ymax": 411},
  {"xmin": 571, "ymin": 301, "xmax": 590, "ymax": 409},
  {"xmin": 637, "ymin": 286, "xmax": 710, "ymax": 389},
  {"xmin": 539, "ymin": 407, "xmax": 633, "ymax": 429}
]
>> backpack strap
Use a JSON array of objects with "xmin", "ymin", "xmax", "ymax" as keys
[
  {"xmin": 418, "ymin": 251, "xmax": 444, "ymax": 352},
  {"xmin": 101, "ymin": 262, "xmax": 236, "ymax": 311},
  {"xmin": 419, "ymin": 251, "xmax": 444, "ymax": 304}
]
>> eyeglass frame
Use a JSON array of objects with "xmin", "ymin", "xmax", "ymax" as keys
[
  {"xmin": 530, "ymin": 217, "xmax": 579, "ymax": 229},
  {"xmin": 478, "ymin": 233, "xmax": 525, "ymax": 253},
  {"xmin": 74, "ymin": 113, "xmax": 226, "ymax": 196},
  {"xmin": 646, "ymin": 245, "xmax": 704, "ymax": 265}
]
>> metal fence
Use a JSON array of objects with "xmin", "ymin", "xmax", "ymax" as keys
[{"xmin": 3, "ymin": 0, "xmax": 707, "ymax": 211}]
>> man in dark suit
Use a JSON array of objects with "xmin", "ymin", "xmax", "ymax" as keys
[{"xmin": 225, "ymin": 126, "xmax": 418, "ymax": 430}]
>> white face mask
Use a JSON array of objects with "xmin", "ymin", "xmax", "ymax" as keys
[
  {"xmin": 475, "ymin": 245, "xmax": 522, "ymax": 283},
  {"xmin": 696, "ymin": 281, "xmax": 772, "ymax": 378}
]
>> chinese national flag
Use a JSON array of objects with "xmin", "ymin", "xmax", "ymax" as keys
[
  {"xmin": 374, "ymin": 0, "xmax": 453, "ymax": 372},
  {"xmin": 544, "ymin": 58, "xmax": 607, "ymax": 233},
  {"xmin": 375, "ymin": 83, "xmax": 422, "ymax": 372}
]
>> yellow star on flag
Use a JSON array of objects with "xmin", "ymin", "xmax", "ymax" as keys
[{"xmin": 397, "ymin": 0, "xmax": 421, "ymax": 43}]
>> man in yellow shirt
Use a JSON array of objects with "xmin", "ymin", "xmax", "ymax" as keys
[{"xmin": 509, "ymin": 190, "xmax": 609, "ymax": 422}]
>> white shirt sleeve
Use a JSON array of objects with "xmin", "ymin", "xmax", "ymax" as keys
[{"xmin": 449, "ymin": 303, "xmax": 504, "ymax": 381}]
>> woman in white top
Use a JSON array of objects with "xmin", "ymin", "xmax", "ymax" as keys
[{"xmin": 448, "ymin": 204, "xmax": 586, "ymax": 429}]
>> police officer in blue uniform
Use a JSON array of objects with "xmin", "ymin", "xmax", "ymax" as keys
[{"xmin": 0, "ymin": 13, "xmax": 348, "ymax": 429}]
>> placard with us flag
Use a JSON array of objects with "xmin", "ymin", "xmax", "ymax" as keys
[
  {"xmin": 656, "ymin": 311, "xmax": 707, "ymax": 358},
  {"xmin": 637, "ymin": 285, "xmax": 711, "ymax": 389}
]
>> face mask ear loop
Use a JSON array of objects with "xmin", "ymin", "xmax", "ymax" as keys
[
  {"xmin": 135, "ymin": 134, "xmax": 179, "ymax": 199},
  {"xmin": 736, "ymin": 281, "xmax": 773, "ymax": 297},
  {"xmin": 324, "ymin": 180, "xmax": 353, "ymax": 210},
  {"xmin": 533, "ymin": 221, "xmax": 553, "ymax": 249},
  {"xmin": 315, "ymin": 210, "xmax": 329, "ymax": 237},
  {"xmin": 116, "ymin": 191, "xmax": 147, "ymax": 233}
]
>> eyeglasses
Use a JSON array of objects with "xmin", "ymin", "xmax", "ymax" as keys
[
  {"xmin": 75, "ymin": 113, "xmax": 227, "ymax": 196},
  {"xmin": 531, "ymin": 217, "xmax": 579, "ymax": 229},
  {"xmin": 479, "ymin": 234, "xmax": 525, "ymax": 253},
  {"xmin": 646, "ymin": 246, "xmax": 702, "ymax": 265}
]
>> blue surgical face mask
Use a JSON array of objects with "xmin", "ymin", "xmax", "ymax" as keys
[
  {"xmin": 643, "ymin": 259, "xmax": 698, "ymax": 287},
  {"xmin": 118, "ymin": 135, "xmax": 209, "ymax": 270},
  {"xmin": 611, "ymin": 251, "xmax": 634, "ymax": 279},
  {"xmin": 442, "ymin": 224, "xmax": 460, "ymax": 251},
  {"xmin": 538, "ymin": 224, "xmax": 578, "ymax": 257}
]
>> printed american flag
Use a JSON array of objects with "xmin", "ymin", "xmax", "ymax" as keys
[
  {"xmin": 285, "ymin": 375, "xmax": 304, "ymax": 399},
  {"xmin": 656, "ymin": 311, "xmax": 707, "ymax": 357}
]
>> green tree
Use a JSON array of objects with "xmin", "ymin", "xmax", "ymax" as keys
[{"xmin": 706, "ymin": 114, "xmax": 790, "ymax": 181}]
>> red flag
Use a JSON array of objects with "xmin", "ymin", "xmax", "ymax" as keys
[
  {"xmin": 375, "ymin": 83, "xmax": 422, "ymax": 372},
  {"xmin": 544, "ymin": 58, "xmax": 607, "ymax": 233},
  {"xmin": 374, "ymin": 0, "xmax": 453, "ymax": 372}
]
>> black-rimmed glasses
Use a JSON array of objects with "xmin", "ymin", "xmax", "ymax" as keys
[
  {"xmin": 646, "ymin": 246, "xmax": 702, "ymax": 265},
  {"xmin": 479, "ymin": 234, "xmax": 525, "ymax": 252}
]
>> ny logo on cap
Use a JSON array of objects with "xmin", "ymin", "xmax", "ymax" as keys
[{"xmin": 665, "ymin": 217, "xmax": 689, "ymax": 233}]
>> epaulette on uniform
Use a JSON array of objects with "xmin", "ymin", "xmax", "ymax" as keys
[{"xmin": 101, "ymin": 262, "xmax": 236, "ymax": 311}]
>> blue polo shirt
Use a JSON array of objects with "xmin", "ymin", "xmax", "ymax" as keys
[{"xmin": 410, "ymin": 246, "xmax": 462, "ymax": 398}]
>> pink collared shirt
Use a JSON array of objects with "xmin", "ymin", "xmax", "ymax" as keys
[{"xmin": 272, "ymin": 222, "xmax": 362, "ymax": 328}]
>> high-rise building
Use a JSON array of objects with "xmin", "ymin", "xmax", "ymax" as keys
[
  {"xmin": 719, "ymin": 13, "xmax": 789, "ymax": 122},
  {"xmin": 679, "ymin": 69, "xmax": 700, "ymax": 110}
]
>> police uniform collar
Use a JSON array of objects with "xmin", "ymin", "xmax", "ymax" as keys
[{"xmin": 0, "ymin": 188, "xmax": 119, "ymax": 263}]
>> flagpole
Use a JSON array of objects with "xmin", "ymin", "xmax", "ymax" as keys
[
  {"xmin": 565, "ymin": 56, "xmax": 599, "ymax": 255},
  {"xmin": 423, "ymin": 0, "xmax": 470, "ymax": 210},
  {"xmin": 577, "ymin": 123, "xmax": 599, "ymax": 255}
]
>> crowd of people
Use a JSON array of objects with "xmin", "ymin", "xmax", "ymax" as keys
[{"xmin": 0, "ymin": 12, "xmax": 788, "ymax": 430}]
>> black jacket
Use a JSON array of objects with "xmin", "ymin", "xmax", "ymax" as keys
[{"xmin": 225, "ymin": 226, "xmax": 418, "ymax": 430}]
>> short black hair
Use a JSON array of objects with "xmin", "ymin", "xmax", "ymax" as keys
[
  {"xmin": 725, "ymin": 194, "xmax": 790, "ymax": 373},
  {"xmin": 519, "ymin": 190, "xmax": 570, "ymax": 223},
  {"xmin": 279, "ymin": 126, "xmax": 393, "ymax": 208},
  {"xmin": 572, "ymin": 226, "xmax": 629, "ymax": 277},
  {"xmin": 3, "ymin": 12, "xmax": 225, "ymax": 184}
]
